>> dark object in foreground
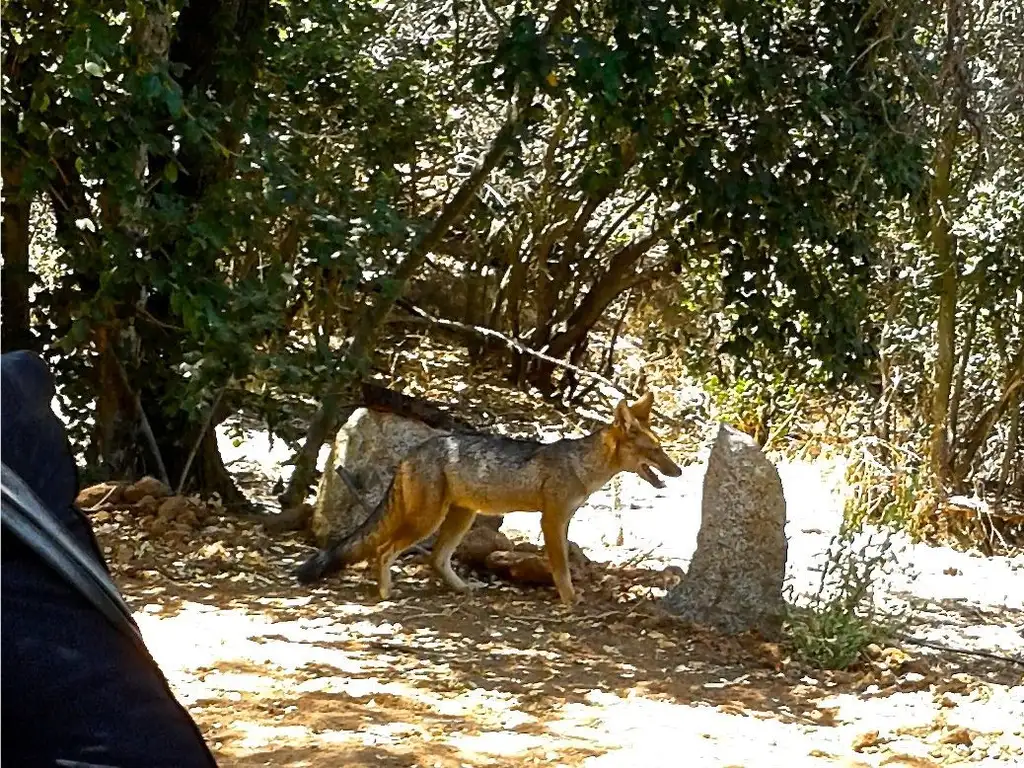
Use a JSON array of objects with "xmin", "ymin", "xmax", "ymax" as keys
[{"xmin": 1, "ymin": 350, "xmax": 217, "ymax": 767}]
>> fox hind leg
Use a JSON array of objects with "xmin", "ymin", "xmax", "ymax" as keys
[
  {"xmin": 375, "ymin": 544, "xmax": 399, "ymax": 600},
  {"xmin": 430, "ymin": 506, "xmax": 477, "ymax": 593},
  {"xmin": 375, "ymin": 528, "xmax": 429, "ymax": 600},
  {"xmin": 375, "ymin": 495, "xmax": 451, "ymax": 600}
]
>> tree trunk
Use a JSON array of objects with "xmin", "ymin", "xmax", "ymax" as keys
[
  {"xmin": 135, "ymin": 0, "xmax": 267, "ymax": 499},
  {"xmin": 927, "ymin": 126, "xmax": 960, "ymax": 492},
  {"xmin": 876, "ymin": 262, "xmax": 901, "ymax": 443},
  {"xmin": 526, "ymin": 215, "xmax": 678, "ymax": 392},
  {"xmin": 0, "ymin": 161, "xmax": 35, "ymax": 353},
  {"xmin": 279, "ymin": 115, "xmax": 521, "ymax": 506},
  {"xmin": 344, "ymin": 0, "xmax": 574, "ymax": 366},
  {"xmin": 131, "ymin": 400, "xmax": 249, "ymax": 507},
  {"xmin": 501, "ymin": 246, "xmax": 533, "ymax": 384},
  {"xmin": 558, "ymin": 337, "xmax": 590, "ymax": 401},
  {"xmin": 995, "ymin": 392, "xmax": 1020, "ymax": 505},
  {"xmin": 2, "ymin": 28, "xmax": 45, "ymax": 353},
  {"xmin": 602, "ymin": 289, "xmax": 633, "ymax": 378},
  {"xmin": 92, "ymin": 330, "xmax": 138, "ymax": 478},
  {"xmin": 528, "ymin": 209, "xmax": 581, "ymax": 354},
  {"xmin": 523, "ymin": 150, "xmax": 636, "ymax": 388},
  {"xmin": 464, "ymin": 257, "xmax": 485, "ymax": 360},
  {"xmin": 486, "ymin": 218, "xmax": 530, "ymax": 336},
  {"xmin": 951, "ymin": 345, "xmax": 1024, "ymax": 487},
  {"xmin": 280, "ymin": 0, "xmax": 575, "ymax": 507},
  {"xmin": 95, "ymin": 0, "xmax": 269, "ymax": 498},
  {"xmin": 926, "ymin": 0, "xmax": 968, "ymax": 494},
  {"xmin": 948, "ymin": 301, "xmax": 976, "ymax": 462}
]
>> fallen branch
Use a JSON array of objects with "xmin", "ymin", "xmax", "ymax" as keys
[
  {"xmin": 361, "ymin": 381, "xmax": 478, "ymax": 433},
  {"xmin": 113, "ymin": 356, "xmax": 171, "ymax": 488},
  {"xmin": 620, "ymin": 545, "xmax": 661, "ymax": 569},
  {"xmin": 900, "ymin": 634, "xmax": 1024, "ymax": 667},
  {"xmin": 396, "ymin": 300, "xmax": 684, "ymax": 429},
  {"xmin": 177, "ymin": 386, "xmax": 226, "ymax": 495}
]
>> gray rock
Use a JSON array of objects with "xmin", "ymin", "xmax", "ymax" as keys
[
  {"xmin": 312, "ymin": 408, "xmax": 443, "ymax": 545},
  {"xmin": 664, "ymin": 423, "xmax": 788, "ymax": 638}
]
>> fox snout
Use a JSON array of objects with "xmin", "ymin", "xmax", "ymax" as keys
[
  {"xmin": 656, "ymin": 450, "xmax": 683, "ymax": 478},
  {"xmin": 636, "ymin": 448, "xmax": 682, "ymax": 489}
]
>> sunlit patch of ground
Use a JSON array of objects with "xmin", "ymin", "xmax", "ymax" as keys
[
  {"xmin": 51, "ymin": 326, "xmax": 1021, "ymax": 765},
  {"xmin": 127, "ymin": 580, "xmax": 1023, "ymax": 768},
  {"xmin": 90, "ymin": 339, "xmax": 1024, "ymax": 766}
]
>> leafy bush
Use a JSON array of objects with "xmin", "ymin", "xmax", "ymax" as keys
[
  {"xmin": 784, "ymin": 525, "xmax": 909, "ymax": 670},
  {"xmin": 843, "ymin": 437, "xmax": 927, "ymax": 532}
]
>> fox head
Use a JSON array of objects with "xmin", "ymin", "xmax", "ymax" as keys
[{"xmin": 609, "ymin": 392, "xmax": 683, "ymax": 489}]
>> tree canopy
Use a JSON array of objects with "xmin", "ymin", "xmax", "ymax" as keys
[{"xmin": 3, "ymin": 0, "xmax": 1019, "ymax": 510}]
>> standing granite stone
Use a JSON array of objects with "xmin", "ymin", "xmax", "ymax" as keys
[{"xmin": 663, "ymin": 423, "xmax": 788, "ymax": 639}]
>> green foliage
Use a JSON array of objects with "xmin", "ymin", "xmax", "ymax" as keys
[
  {"xmin": 3, "ymin": 0, "xmax": 448, "ymax": 470},
  {"xmin": 785, "ymin": 601, "xmax": 881, "ymax": 671},
  {"xmin": 588, "ymin": 0, "xmax": 924, "ymax": 383},
  {"xmin": 858, "ymin": 0, "xmax": 1024, "ymax": 499},
  {"xmin": 14, "ymin": 0, "xmax": 1011, "ymax": 499},
  {"xmin": 843, "ymin": 438, "xmax": 924, "ymax": 531},
  {"xmin": 784, "ymin": 526, "xmax": 906, "ymax": 670},
  {"xmin": 453, "ymin": 0, "xmax": 931, "ymax": 396}
]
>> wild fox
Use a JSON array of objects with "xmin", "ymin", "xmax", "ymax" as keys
[{"xmin": 295, "ymin": 392, "xmax": 682, "ymax": 605}]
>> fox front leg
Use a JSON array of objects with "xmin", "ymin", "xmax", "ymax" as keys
[{"xmin": 540, "ymin": 509, "xmax": 578, "ymax": 607}]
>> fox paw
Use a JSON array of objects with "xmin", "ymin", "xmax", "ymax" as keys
[
  {"xmin": 453, "ymin": 578, "xmax": 484, "ymax": 594},
  {"xmin": 556, "ymin": 591, "xmax": 579, "ymax": 608}
]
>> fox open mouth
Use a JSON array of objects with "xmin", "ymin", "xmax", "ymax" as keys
[{"xmin": 637, "ymin": 462, "xmax": 666, "ymax": 489}]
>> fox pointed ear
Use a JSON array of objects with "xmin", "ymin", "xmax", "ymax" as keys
[
  {"xmin": 630, "ymin": 391, "xmax": 654, "ymax": 422},
  {"xmin": 613, "ymin": 398, "xmax": 637, "ymax": 431}
]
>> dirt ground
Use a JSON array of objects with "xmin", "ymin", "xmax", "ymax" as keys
[
  {"xmin": 92, "ymin": 490, "xmax": 1023, "ymax": 768},
  {"xmin": 89, "ymin": 340, "xmax": 1023, "ymax": 766}
]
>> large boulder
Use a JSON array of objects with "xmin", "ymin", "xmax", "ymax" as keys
[
  {"xmin": 664, "ymin": 423, "xmax": 788, "ymax": 639},
  {"xmin": 312, "ymin": 408, "xmax": 443, "ymax": 545}
]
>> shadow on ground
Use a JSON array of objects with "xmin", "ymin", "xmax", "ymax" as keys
[{"xmin": 94, "ymin": 500, "xmax": 1023, "ymax": 767}]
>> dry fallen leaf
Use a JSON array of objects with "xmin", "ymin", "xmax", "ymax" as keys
[
  {"xmin": 810, "ymin": 706, "xmax": 840, "ymax": 727},
  {"xmin": 881, "ymin": 756, "xmax": 943, "ymax": 767},
  {"xmin": 939, "ymin": 727, "xmax": 973, "ymax": 746},
  {"xmin": 852, "ymin": 730, "xmax": 880, "ymax": 752},
  {"xmin": 717, "ymin": 703, "xmax": 747, "ymax": 717},
  {"xmin": 199, "ymin": 541, "xmax": 229, "ymax": 560}
]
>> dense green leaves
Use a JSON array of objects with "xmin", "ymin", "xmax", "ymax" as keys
[
  {"xmin": 451, "ymin": 0, "xmax": 929, "ymax": 386},
  {"xmin": 11, "ymin": 0, "xmax": 1016, "ymax": 497}
]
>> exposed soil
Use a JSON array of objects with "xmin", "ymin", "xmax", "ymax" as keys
[
  {"xmin": 87, "ymin": 339, "xmax": 1023, "ymax": 767},
  {"xmin": 93, "ymin": 473, "xmax": 1023, "ymax": 768}
]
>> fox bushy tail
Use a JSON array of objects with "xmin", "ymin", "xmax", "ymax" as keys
[{"xmin": 294, "ymin": 473, "xmax": 404, "ymax": 584}]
